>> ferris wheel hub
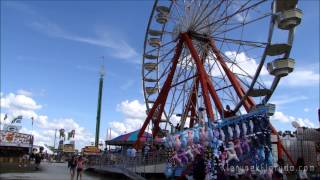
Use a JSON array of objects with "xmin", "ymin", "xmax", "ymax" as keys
[{"xmin": 171, "ymin": 4, "xmax": 212, "ymax": 41}]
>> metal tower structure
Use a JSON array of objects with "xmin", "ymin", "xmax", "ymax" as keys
[{"xmin": 95, "ymin": 59, "xmax": 105, "ymax": 147}]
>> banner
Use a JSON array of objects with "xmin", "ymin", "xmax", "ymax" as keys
[
  {"xmin": 3, "ymin": 124, "xmax": 22, "ymax": 132},
  {"xmin": 82, "ymin": 146, "xmax": 100, "ymax": 155},
  {"xmin": 63, "ymin": 143, "xmax": 75, "ymax": 153},
  {"xmin": 0, "ymin": 131, "xmax": 33, "ymax": 148}
]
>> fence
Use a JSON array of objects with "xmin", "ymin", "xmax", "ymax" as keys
[{"xmin": 87, "ymin": 150, "xmax": 167, "ymax": 177}]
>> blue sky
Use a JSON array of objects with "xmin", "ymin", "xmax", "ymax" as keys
[{"xmin": 0, "ymin": 0, "xmax": 319, "ymax": 148}]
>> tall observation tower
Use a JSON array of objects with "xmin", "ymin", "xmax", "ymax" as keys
[{"xmin": 95, "ymin": 59, "xmax": 105, "ymax": 147}]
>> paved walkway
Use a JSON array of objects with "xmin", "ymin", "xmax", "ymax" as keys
[{"xmin": 0, "ymin": 162, "xmax": 119, "ymax": 180}]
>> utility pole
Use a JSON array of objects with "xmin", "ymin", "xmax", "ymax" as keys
[{"xmin": 95, "ymin": 57, "xmax": 105, "ymax": 147}]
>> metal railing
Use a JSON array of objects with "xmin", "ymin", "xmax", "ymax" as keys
[{"xmin": 87, "ymin": 150, "xmax": 167, "ymax": 175}]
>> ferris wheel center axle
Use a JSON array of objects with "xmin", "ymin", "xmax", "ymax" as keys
[{"xmin": 188, "ymin": 31, "xmax": 211, "ymax": 42}]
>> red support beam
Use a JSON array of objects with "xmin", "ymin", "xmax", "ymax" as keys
[
  {"xmin": 208, "ymin": 39, "xmax": 254, "ymax": 112},
  {"xmin": 189, "ymin": 80, "xmax": 199, "ymax": 128},
  {"xmin": 182, "ymin": 33, "xmax": 215, "ymax": 121},
  {"xmin": 240, "ymin": 87, "xmax": 255, "ymax": 107},
  {"xmin": 134, "ymin": 39, "xmax": 184, "ymax": 148},
  {"xmin": 153, "ymin": 101, "xmax": 166, "ymax": 137},
  {"xmin": 206, "ymin": 76, "xmax": 224, "ymax": 117},
  {"xmin": 181, "ymin": 78, "xmax": 199, "ymax": 129}
]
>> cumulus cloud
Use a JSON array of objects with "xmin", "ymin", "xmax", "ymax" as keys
[
  {"xmin": 109, "ymin": 100, "xmax": 147, "ymax": 137},
  {"xmin": 208, "ymin": 51, "xmax": 268, "ymax": 79},
  {"xmin": 17, "ymin": 89, "xmax": 33, "ymax": 97},
  {"xmin": 224, "ymin": 51, "xmax": 268, "ymax": 76},
  {"xmin": 1, "ymin": 93, "xmax": 41, "ymax": 121},
  {"xmin": 116, "ymin": 100, "xmax": 146, "ymax": 119},
  {"xmin": 281, "ymin": 69, "xmax": 320, "ymax": 87},
  {"xmin": 108, "ymin": 99, "xmax": 186, "ymax": 139},
  {"xmin": 36, "ymin": 117, "xmax": 93, "ymax": 148},
  {"xmin": 270, "ymin": 111, "xmax": 315, "ymax": 128},
  {"xmin": 0, "ymin": 92, "xmax": 93, "ymax": 149}
]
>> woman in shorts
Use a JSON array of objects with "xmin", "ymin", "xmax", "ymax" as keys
[{"xmin": 76, "ymin": 156, "xmax": 84, "ymax": 180}]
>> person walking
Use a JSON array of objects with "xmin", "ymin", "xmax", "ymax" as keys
[
  {"xmin": 76, "ymin": 156, "xmax": 85, "ymax": 180},
  {"xmin": 34, "ymin": 149, "xmax": 43, "ymax": 170},
  {"xmin": 68, "ymin": 156, "xmax": 77, "ymax": 180}
]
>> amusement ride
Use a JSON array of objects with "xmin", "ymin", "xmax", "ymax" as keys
[{"xmin": 134, "ymin": 0, "xmax": 303, "ymax": 178}]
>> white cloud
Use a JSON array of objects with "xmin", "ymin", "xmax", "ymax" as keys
[
  {"xmin": 36, "ymin": 117, "xmax": 92, "ymax": 148},
  {"xmin": 1, "ymin": 93, "xmax": 41, "ymax": 110},
  {"xmin": 271, "ymin": 111, "xmax": 315, "ymax": 128},
  {"xmin": 17, "ymin": 89, "xmax": 33, "ymax": 97},
  {"xmin": 224, "ymin": 51, "xmax": 268, "ymax": 76},
  {"xmin": 109, "ymin": 100, "xmax": 147, "ymax": 137},
  {"xmin": 30, "ymin": 21, "xmax": 139, "ymax": 63},
  {"xmin": 109, "ymin": 100, "xmax": 185, "ymax": 138},
  {"xmin": 270, "ymin": 95, "xmax": 308, "ymax": 106},
  {"xmin": 208, "ymin": 51, "xmax": 268, "ymax": 78},
  {"xmin": 281, "ymin": 69, "xmax": 320, "ymax": 87},
  {"xmin": 0, "ymin": 92, "xmax": 93, "ymax": 149},
  {"xmin": 1, "ymin": 93, "xmax": 41, "ymax": 121},
  {"xmin": 116, "ymin": 100, "xmax": 146, "ymax": 119}
]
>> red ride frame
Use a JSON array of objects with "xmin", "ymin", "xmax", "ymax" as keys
[
  {"xmin": 135, "ymin": 33, "xmax": 296, "ymax": 166},
  {"xmin": 134, "ymin": 38, "xmax": 184, "ymax": 147}
]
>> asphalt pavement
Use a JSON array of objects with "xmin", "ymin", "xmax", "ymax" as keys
[{"xmin": 0, "ymin": 162, "xmax": 120, "ymax": 180}]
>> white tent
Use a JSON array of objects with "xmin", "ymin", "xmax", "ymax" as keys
[{"xmin": 33, "ymin": 143, "xmax": 54, "ymax": 155}]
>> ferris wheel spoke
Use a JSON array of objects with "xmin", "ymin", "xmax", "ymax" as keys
[
  {"xmin": 235, "ymin": 73, "xmax": 266, "ymax": 89},
  {"xmin": 192, "ymin": 0, "xmax": 214, "ymax": 26},
  {"xmin": 168, "ymin": 53, "xmax": 195, "ymax": 117},
  {"xmin": 220, "ymin": 41, "xmax": 258, "ymax": 108},
  {"xmin": 156, "ymin": 51, "xmax": 191, "ymax": 87},
  {"xmin": 211, "ymin": 2, "xmax": 251, "ymax": 34},
  {"xmin": 212, "ymin": 37, "xmax": 267, "ymax": 48},
  {"xmin": 144, "ymin": 46, "xmax": 176, "ymax": 77},
  {"xmin": 213, "ymin": 12, "xmax": 272, "ymax": 36},
  {"xmin": 197, "ymin": 0, "xmax": 267, "ymax": 32},
  {"xmin": 189, "ymin": 0, "xmax": 204, "ymax": 26},
  {"xmin": 196, "ymin": 0, "xmax": 248, "ymax": 32},
  {"xmin": 208, "ymin": 39, "xmax": 255, "ymax": 112},
  {"xmin": 201, "ymin": 0, "xmax": 236, "ymax": 34},
  {"xmin": 218, "ymin": 50, "xmax": 266, "ymax": 89},
  {"xmin": 207, "ymin": 69, "xmax": 234, "ymax": 107},
  {"xmin": 193, "ymin": 0, "xmax": 225, "ymax": 29},
  {"xmin": 167, "ymin": 50, "xmax": 189, "ymax": 117},
  {"xmin": 172, "ymin": 0, "xmax": 184, "ymax": 23},
  {"xmin": 145, "ymin": 40, "xmax": 176, "ymax": 55}
]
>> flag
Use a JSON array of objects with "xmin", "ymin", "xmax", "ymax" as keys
[
  {"xmin": 4, "ymin": 114, "xmax": 8, "ymax": 120},
  {"xmin": 11, "ymin": 115, "xmax": 23, "ymax": 124},
  {"xmin": 67, "ymin": 132, "xmax": 71, "ymax": 140},
  {"xmin": 31, "ymin": 117, "xmax": 34, "ymax": 126}
]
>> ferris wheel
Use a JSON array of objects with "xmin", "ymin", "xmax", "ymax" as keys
[{"xmin": 138, "ymin": 0, "xmax": 302, "ymax": 142}]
